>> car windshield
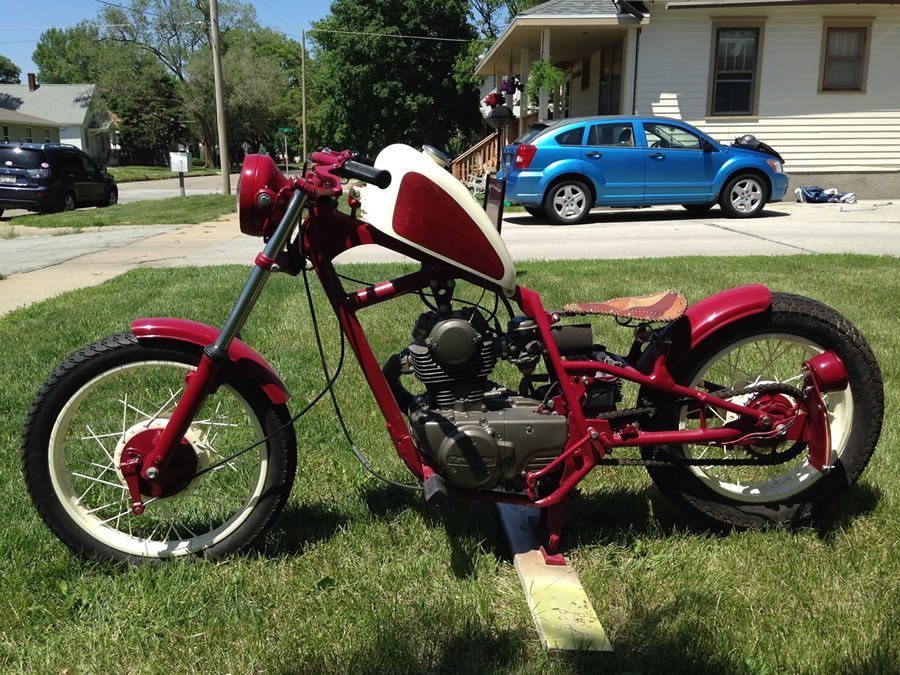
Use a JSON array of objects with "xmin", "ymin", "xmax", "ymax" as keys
[
  {"xmin": 0, "ymin": 147, "xmax": 44, "ymax": 170},
  {"xmin": 513, "ymin": 125, "xmax": 547, "ymax": 145}
]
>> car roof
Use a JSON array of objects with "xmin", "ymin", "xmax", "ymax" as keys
[
  {"xmin": 0, "ymin": 142, "xmax": 81, "ymax": 153},
  {"xmin": 539, "ymin": 115, "xmax": 698, "ymax": 131}
]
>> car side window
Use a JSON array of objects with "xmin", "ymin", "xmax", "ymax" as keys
[
  {"xmin": 555, "ymin": 127, "xmax": 585, "ymax": 146},
  {"xmin": 587, "ymin": 123, "xmax": 635, "ymax": 147},
  {"xmin": 55, "ymin": 152, "xmax": 80, "ymax": 173},
  {"xmin": 643, "ymin": 123, "xmax": 703, "ymax": 150},
  {"xmin": 80, "ymin": 155, "xmax": 99, "ymax": 175}
]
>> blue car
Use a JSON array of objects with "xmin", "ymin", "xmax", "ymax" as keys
[{"xmin": 499, "ymin": 116, "xmax": 788, "ymax": 224}]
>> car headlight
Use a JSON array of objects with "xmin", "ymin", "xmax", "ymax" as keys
[{"xmin": 766, "ymin": 159, "xmax": 783, "ymax": 173}]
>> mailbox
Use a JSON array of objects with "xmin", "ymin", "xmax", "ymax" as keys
[{"xmin": 169, "ymin": 151, "xmax": 191, "ymax": 173}]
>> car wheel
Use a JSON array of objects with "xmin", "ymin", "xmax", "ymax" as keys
[
  {"xmin": 524, "ymin": 206, "xmax": 544, "ymax": 219},
  {"xmin": 720, "ymin": 174, "xmax": 768, "ymax": 218},
  {"xmin": 681, "ymin": 203, "xmax": 714, "ymax": 214},
  {"xmin": 544, "ymin": 179, "xmax": 592, "ymax": 225},
  {"xmin": 62, "ymin": 192, "xmax": 77, "ymax": 212},
  {"xmin": 100, "ymin": 188, "xmax": 118, "ymax": 208}
]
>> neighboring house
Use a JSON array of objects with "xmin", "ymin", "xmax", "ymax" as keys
[
  {"xmin": 476, "ymin": 0, "xmax": 900, "ymax": 196},
  {"xmin": 0, "ymin": 73, "xmax": 110, "ymax": 161}
]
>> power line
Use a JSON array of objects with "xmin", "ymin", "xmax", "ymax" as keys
[{"xmin": 94, "ymin": 0, "xmax": 174, "ymax": 20}]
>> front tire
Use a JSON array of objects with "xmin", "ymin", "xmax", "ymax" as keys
[
  {"xmin": 719, "ymin": 174, "xmax": 768, "ymax": 218},
  {"xmin": 643, "ymin": 293, "xmax": 883, "ymax": 529},
  {"xmin": 544, "ymin": 179, "xmax": 592, "ymax": 225},
  {"xmin": 22, "ymin": 332, "xmax": 296, "ymax": 562},
  {"xmin": 100, "ymin": 187, "xmax": 118, "ymax": 208}
]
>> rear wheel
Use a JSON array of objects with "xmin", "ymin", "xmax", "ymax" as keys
[
  {"xmin": 544, "ymin": 179, "xmax": 592, "ymax": 225},
  {"xmin": 61, "ymin": 191, "xmax": 76, "ymax": 212},
  {"xmin": 22, "ymin": 332, "xmax": 296, "ymax": 562},
  {"xmin": 642, "ymin": 293, "xmax": 883, "ymax": 529}
]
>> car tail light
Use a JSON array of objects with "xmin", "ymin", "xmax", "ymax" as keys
[
  {"xmin": 238, "ymin": 154, "xmax": 293, "ymax": 238},
  {"xmin": 514, "ymin": 144, "xmax": 537, "ymax": 169}
]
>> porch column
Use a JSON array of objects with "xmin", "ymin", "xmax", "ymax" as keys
[
  {"xmin": 539, "ymin": 28, "xmax": 550, "ymax": 121},
  {"xmin": 519, "ymin": 47, "xmax": 531, "ymax": 135},
  {"xmin": 622, "ymin": 28, "xmax": 639, "ymax": 115}
]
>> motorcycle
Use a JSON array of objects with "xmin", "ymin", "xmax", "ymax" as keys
[{"xmin": 22, "ymin": 144, "xmax": 884, "ymax": 563}]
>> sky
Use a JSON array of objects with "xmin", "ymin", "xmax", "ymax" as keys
[{"xmin": 1, "ymin": 0, "xmax": 335, "ymax": 79}]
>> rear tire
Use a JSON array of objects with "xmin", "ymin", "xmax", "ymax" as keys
[
  {"xmin": 59, "ymin": 191, "xmax": 76, "ymax": 213},
  {"xmin": 22, "ymin": 332, "xmax": 297, "ymax": 562},
  {"xmin": 543, "ymin": 179, "xmax": 592, "ymax": 225},
  {"xmin": 642, "ymin": 293, "xmax": 883, "ymax": 529}
]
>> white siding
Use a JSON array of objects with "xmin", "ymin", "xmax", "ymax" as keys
[
  {"xmin": 59, "ymin": 125, "xmax": 84, "ymax": 150},
  {"xmin": 635, "ymin": 5, "xmax": 900, "ymax": 173}
]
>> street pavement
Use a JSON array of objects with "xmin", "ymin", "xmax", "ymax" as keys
[{"xmin": 0, "ymin": 199, "xmax": 898, "ymax": 316}]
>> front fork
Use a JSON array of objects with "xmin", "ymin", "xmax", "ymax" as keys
[{"xmin": 120, "ymin": 190, "xmax": 308, "ymax": 514}]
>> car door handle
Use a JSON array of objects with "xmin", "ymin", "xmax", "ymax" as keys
[
  {"xmin": 649, "ymin": 153, "xmax": 665, "ymax": 160},
  {"xmin": 585, "ymin": 151, "xmax": 603, "ymax": 159}
]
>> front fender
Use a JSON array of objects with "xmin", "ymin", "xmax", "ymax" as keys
[
  {"xmin": 639, "ymin": 284, "xmax": 772, "ymax": 372},
  {"xmin": 131, "ymin": 318, "xmax": 290, "ymax": 405}
]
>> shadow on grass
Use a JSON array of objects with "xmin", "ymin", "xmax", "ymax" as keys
[
  {"xmin": 258, "ymin": 502, "xmax": 348, "ymax": 557},
  {"xmin": 361, "ymin": 485, "xmax": 508, "ymax": 578},
  {"xmin": 504, "ymin": 206, "xmax": 790, "ymax": 227},
  {"xmin": 814, "ymin": 481, "xmax": 882, "ymax": 539}
]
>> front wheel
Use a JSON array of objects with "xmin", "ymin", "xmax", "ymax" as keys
[
  {"xmin": 642, "ymin": 293, "xmax": 883, "ymax": 529},
  {"xmin": 719, "ymin": 174, "xmax": 768, "ymax": 217},
  {"xmin": 100, "ymin": 187, "xmax": 118, "ymax": 208},
  {"xmin": 22, "ymin": 332, "xmax": 296, "ymax": 562}
]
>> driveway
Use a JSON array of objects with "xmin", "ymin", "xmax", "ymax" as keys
[{"xmin": 0, "ymin": 200, "xmax": 898, "ymax": 316}]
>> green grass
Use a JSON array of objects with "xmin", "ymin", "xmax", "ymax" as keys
[
  {"xmin": 108, "ymin": 165, "xmax": 221, "ymax": 183},
  {"xmin": 8, "ymin": 195, "xmax": 235, "ymax": 229},
  {"xmin": 0, "ymin": 255, "xmax": 897, "ymax": 672}
]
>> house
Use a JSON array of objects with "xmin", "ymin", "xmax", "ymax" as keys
[
  {"xmin": 0, "ymin": 73, "xmax": 110, "ymax": 161},
  {"xmin": 474, "ymin": 0, "xmax": 900, "ymax": 196}
]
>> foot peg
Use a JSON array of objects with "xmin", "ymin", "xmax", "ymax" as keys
[{"xmin": 423, "ymin": 472, "xmax": 448, "ymax": 509}]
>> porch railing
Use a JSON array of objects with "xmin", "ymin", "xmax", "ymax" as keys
[{"xmin": 451, "ymin": 131, "xmax": 499, "ymax": 184}]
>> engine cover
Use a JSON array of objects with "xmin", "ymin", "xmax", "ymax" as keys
[{"xmin": 409, "ymin": 396, "xmax": 567, "ymax": 489}]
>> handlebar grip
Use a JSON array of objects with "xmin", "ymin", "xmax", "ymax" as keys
[{"xmin": 340, "ymin": 160, "xmax": 392, "ymax": 189}]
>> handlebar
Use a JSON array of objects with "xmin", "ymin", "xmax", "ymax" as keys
[
  {"xmin": 339, "ymin": 160, "xmax": 392, "ymax": 189},
  {"xmin": 308, "ymin": 150, "xmax": 391, "ymax": 190}
]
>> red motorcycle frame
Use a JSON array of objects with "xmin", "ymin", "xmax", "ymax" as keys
[{"xmin": 121, "ymin": 150, "xmax": 847, "ymax": 557}]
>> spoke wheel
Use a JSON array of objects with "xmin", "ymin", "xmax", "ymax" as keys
[
  {"xmin": 22, "ymin": 333, "xmax": 296, "ymax": 562},
  {"xmin": 641, "ymin": 293, "xmax": 883, "ymax": 529},
  {"xmin": 544, "ymin": 180, "xmax": 591, "ymax": 224}
]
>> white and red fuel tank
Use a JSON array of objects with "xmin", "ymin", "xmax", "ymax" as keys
[{"xmin": 358, "ymin": 144, "xmax": 517, "ymax": 296}]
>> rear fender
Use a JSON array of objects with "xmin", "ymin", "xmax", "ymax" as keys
[
  {"xmin": 131, "ymin": 318, "xmax": 290, "ymax": 405},
  {"xmin": 638, "ymin": 284, "xmax": 772, "ymax": 373}
]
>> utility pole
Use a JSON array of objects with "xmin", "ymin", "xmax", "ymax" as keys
[
  {"xmin": 301, "ymin": 31, "xmax": 308, "ymax": 160},
  {"xmin": 209, "ymin": 0, "xmax": 230, "ymax": 195}
]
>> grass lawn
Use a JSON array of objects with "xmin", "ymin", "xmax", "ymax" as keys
[
  {"xmin": 108, "ymin": 165, "xmax": 222, "ymax": 183},
  {"xmin": 8, "ymin": 195, "xmax": 235, "ymax": 229},
  {"xmin": 0, "ymin": 255, "xmax": 897, "ymax": 672}
]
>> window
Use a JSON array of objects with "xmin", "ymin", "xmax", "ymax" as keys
[
  {"xmin": 581, "ymin": 58, "xmax": 591, "ymax": 91},
  {"xmin": 44, "ymin": 128, "xmax": 51, "ymax": 142},
  {"xmin": 80, "ymin": 154, "xmax": 99, "ymax": 175},
  {"xmin": 587, "ymin": 123, "xmax": 635, "ymax": 146},
  {"xmin": 25, "ymin": 127, "xmax": 33, "ymax": 142},
  {"xmin": 643, "ymin": 123, "xmax": 703, "ymax": 150},
  {"xmin": 1, "ymin": 125, "xmax": 8, "ymax": 142},
  {"xmin": 555, "ymin": 127, "xmax": 585, "ymax": 146},
  {"xmin": 821, "ymin": 24, "xmax": 869, "ymax": 91},
  {"xmin": 711, "ymin": 26, "xmax": 761, "ymax": 115}
]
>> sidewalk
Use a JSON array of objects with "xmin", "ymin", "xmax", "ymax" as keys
[{"xmin": 1, "ymin": 200, "xmax": 898, "ymax": 317}]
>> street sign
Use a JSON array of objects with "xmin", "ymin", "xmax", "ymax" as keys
[{"xmin": 278, "ymin": 127, "xmax": 293, "ymax": 133}]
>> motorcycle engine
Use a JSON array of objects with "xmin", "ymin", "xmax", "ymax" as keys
[{"xmin": 388, "ymin": 308, "xmax": 569, "ymax": 490}]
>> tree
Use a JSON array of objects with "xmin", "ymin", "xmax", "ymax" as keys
[
  {"xmin": 0, "ymin": 55, "xmax": 20, "ymax": 84},
  {"xmin": 33, "ymin": 25, "xmax": 101, "ymax": 83},
  {"xmin": 311, "ymin": 0, "xmax": 482, "ymax": 156},
  {"xmin": 98, "ymin": 0, "xmax": 258, "ymax": 165}
]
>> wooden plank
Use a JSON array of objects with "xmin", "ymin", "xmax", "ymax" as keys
[{"xmin": 497, "ymin": 504, "xmax": 613, "ymax": 653}]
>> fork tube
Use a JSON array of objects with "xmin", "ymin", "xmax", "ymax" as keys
[{"xmin": 210, "ymin": 190, "xmax": 307, "ymax": 357}]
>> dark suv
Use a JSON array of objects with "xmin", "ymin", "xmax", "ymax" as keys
[{"xmin": 0, "ymin": 143, "xmax": 118, "ymax": 217}]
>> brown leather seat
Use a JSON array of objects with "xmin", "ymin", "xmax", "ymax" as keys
[{"xmin": 564, "ymin": 290, "xmax": 687, "ymax": 322}]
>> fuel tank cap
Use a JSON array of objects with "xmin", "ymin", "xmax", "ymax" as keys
[{"xmin": 422, "ymin": 145, "xmax": 451, "ymax": 170}]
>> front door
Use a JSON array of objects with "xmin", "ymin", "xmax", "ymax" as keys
[
  {"xmin": 598, "ymin": 40, "xmax": 623, "ymax": 115},
  {"xmin": 581, "ymin": 121, "xmax": 643, "ymax": 205},
  {"xmin": 640, "ymin": 121, "xmax": 716, "ymax": 202}
]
